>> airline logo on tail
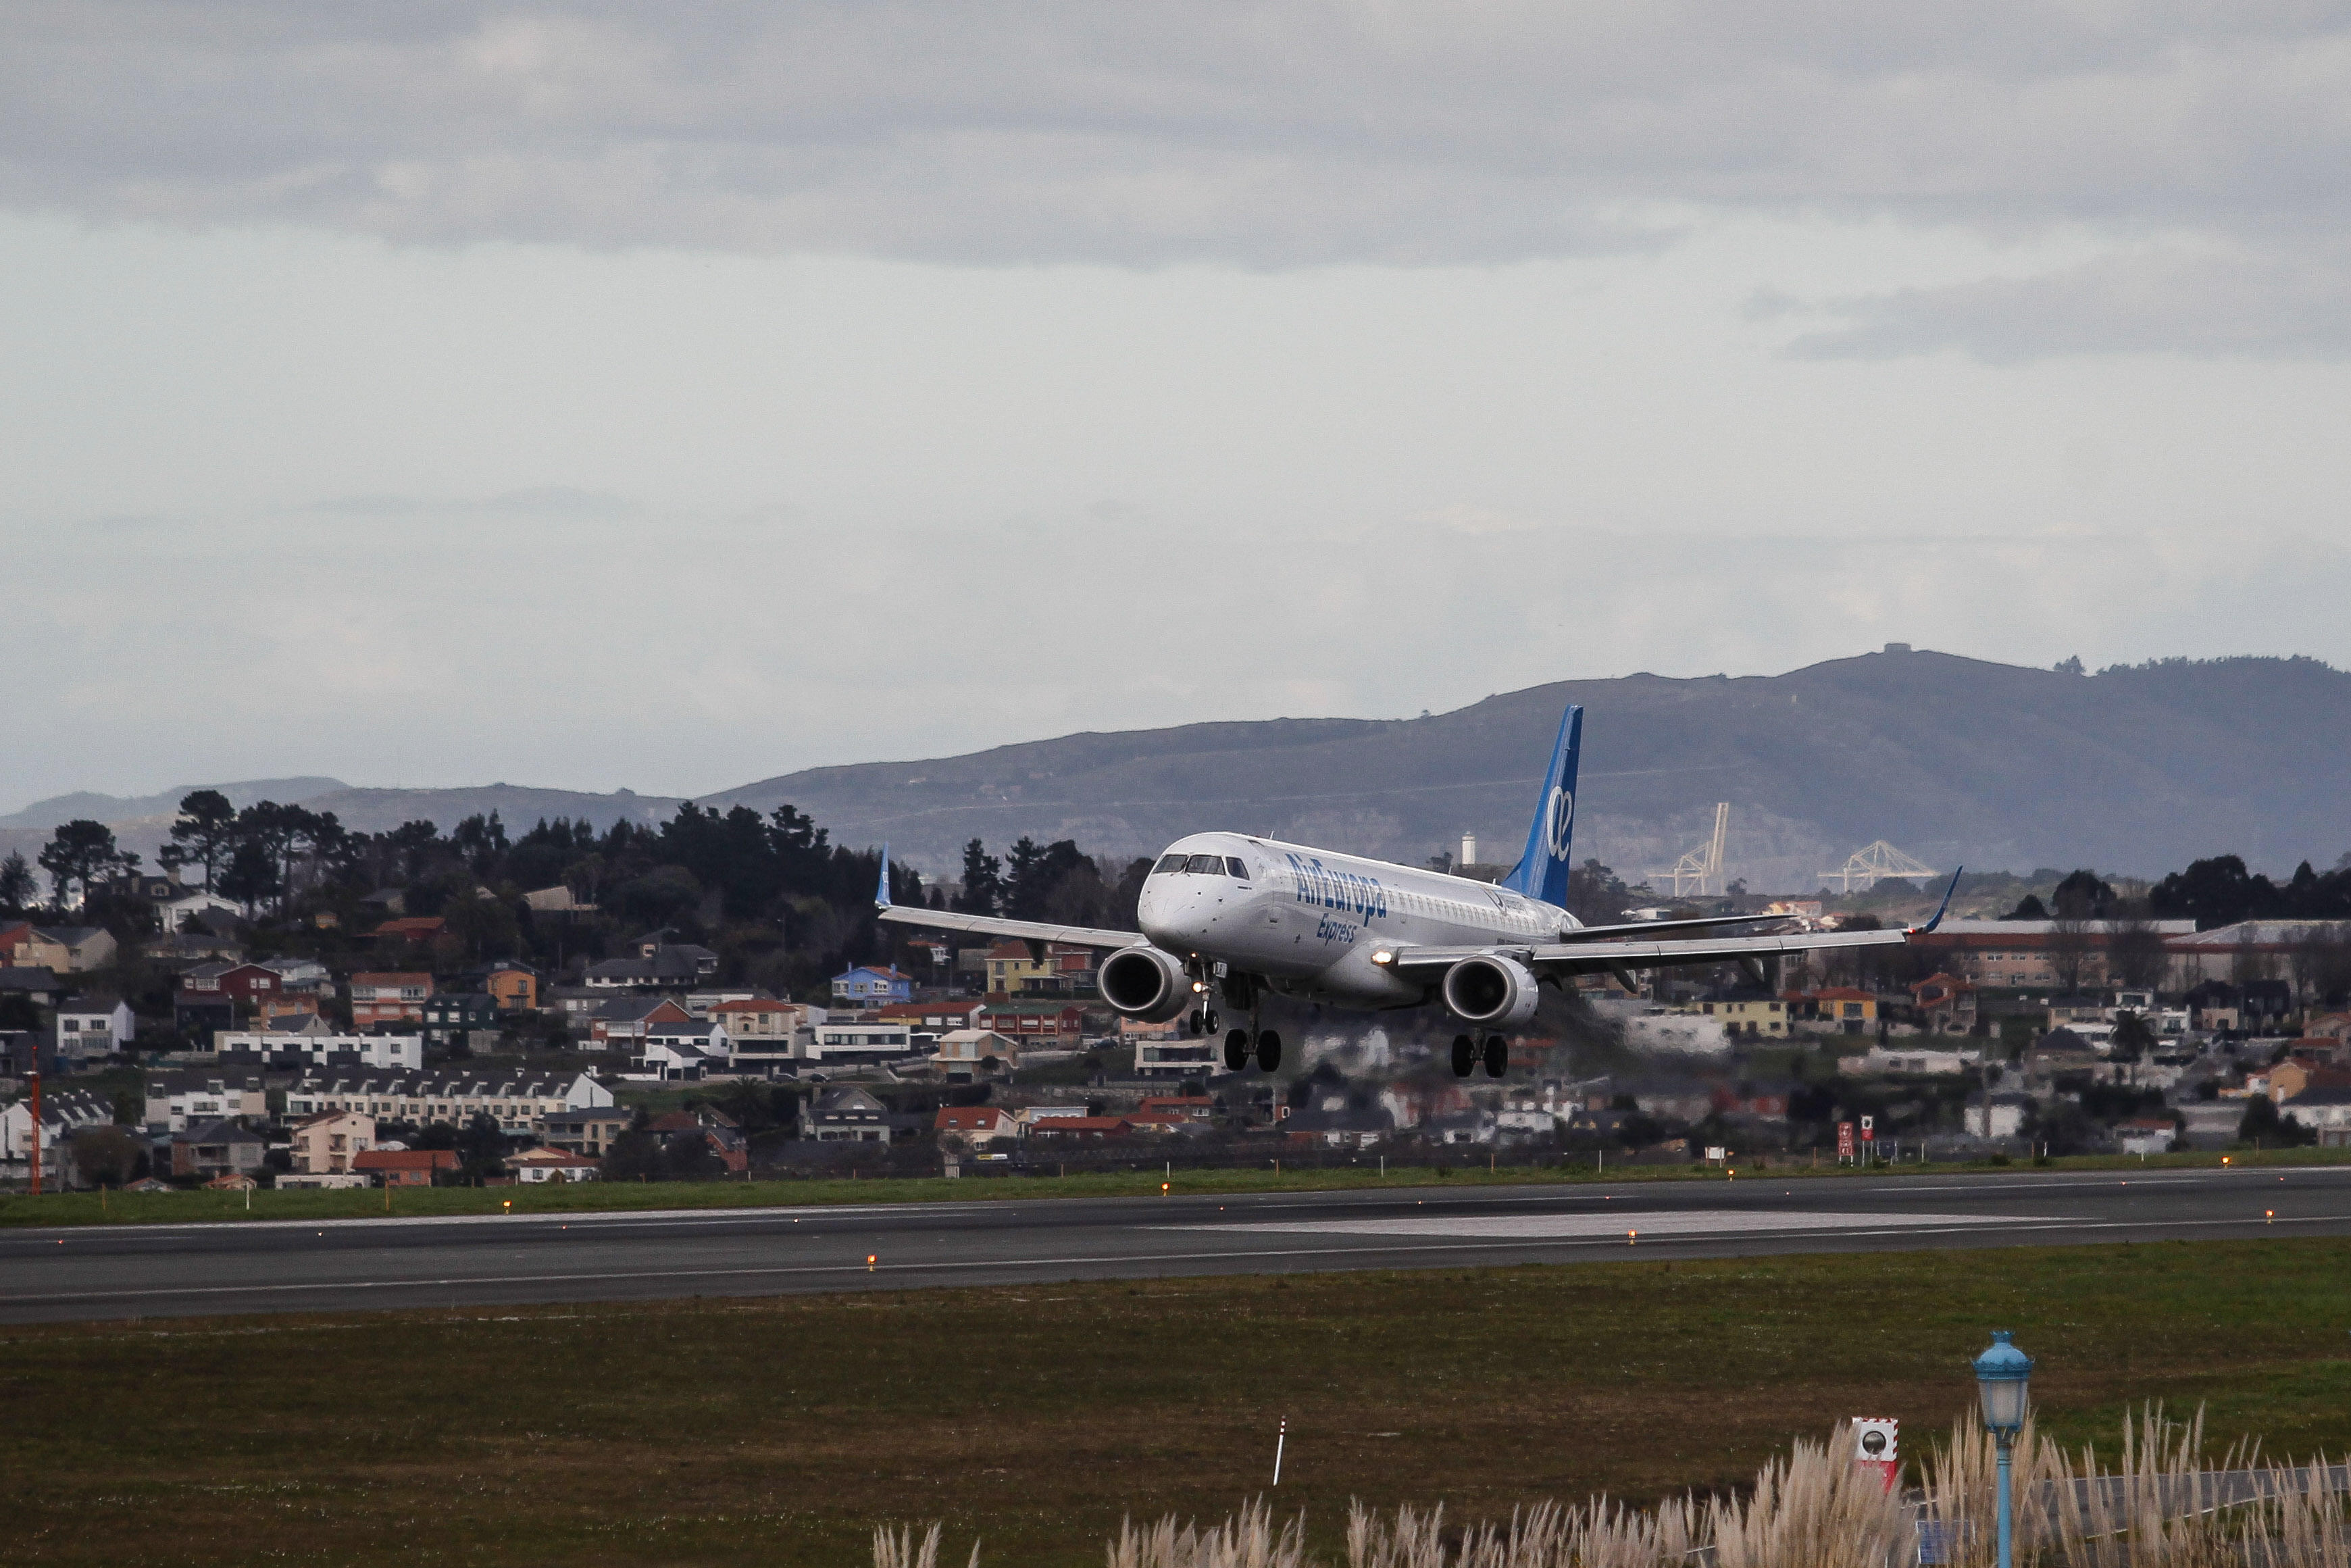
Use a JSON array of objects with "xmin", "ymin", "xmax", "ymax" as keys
[{"xmin": 1544, "ymin": 786, "xmax": 1575, "ymax": 860}]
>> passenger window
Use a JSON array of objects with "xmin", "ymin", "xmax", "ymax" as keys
[
  {"xmin": 1153, "ymin": 854, "xmax": 1188, "ymax": 874},
  {"xmin": 1184, "ymin": 854, "xmax": 1224, "ymax": 874},
  {"xmin": 1225, "ymin": 857, "xmax": 1250, "ymax": 880}
]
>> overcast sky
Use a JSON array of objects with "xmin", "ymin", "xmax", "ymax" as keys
[{"xmin": 7, "ymin": 3, "xmax": 2351, "ymax": 810}]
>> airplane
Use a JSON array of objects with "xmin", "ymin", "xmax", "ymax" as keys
[{"xmin": 876, "ymin": 703, "xmax": 1954, "ymax": 1078}]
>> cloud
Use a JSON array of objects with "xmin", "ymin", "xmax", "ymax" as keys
[
  {"xmin": 5, "ymin": 4, "xmax": 2351, "ymax": 268},
  {"xmin": 1780, "ymin": 244, "xmax": 2351, "ymax": 361}
]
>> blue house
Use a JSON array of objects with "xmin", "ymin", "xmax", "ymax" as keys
[{"xmin": 830, "ymin": 965, "xmax": 912, "ymax": 1005}]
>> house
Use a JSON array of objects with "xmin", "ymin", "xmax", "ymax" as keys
[
  {"xmin": 145, "ymin": 1071, "xmax": 269, "ymax": 1132},
  {"xmin": 351, "ymin": 971, "xmax": 434, "ymax": 1026},
  {"xmin": 2116, "ymin": 1117, "xmax": 2178, "ymax": 1156},
  {"xmin": 2282, "ymin": 1086, "xmax": 2351, "ymax": 1146},
  {"xmin": 2166, "ymin": 920, "xmax": 2351, "ymax": 988},
  {"xmin": 1424, "ymin": 1109, "xmax": 1498, "ymax": 1146},
  {"xmin": 877, "ymin": 998, "xmax": 984, "ymax": 1034},
  {"xmin": 636, "ymin": 1021, "xmax": 729, "ymax": 1080},
  {"xmin": 176, "ymin": 961, "xmax": 298, "ymax": 1005},
  {"xmin": 934, "ymin": 1105, "xmax": 1019, "ymax": 1146},
  {"xmin": 1796, "ymin": 988, "xmax": 1878, "ymax": 1034},
  {"xmin": 584, "ymin": 944, "xmax": 718, "ymax": 990},
  {"xmin": 282, "ymin": 1070, "xmax": 612, "ymax": 1131},
  {"xmin": 1026, "ymin": 1115, "xmax": 1130, "ymax": 1142},
  {"xmin": 1694, "ymin": 988, "xmax": 1790, "ymax": 1039},
  {"xmin": 831, "ymin": 965, "xmax": 912, "ymax": 1005},
  {"xmin": 211, "ymin": 1030, "xmax": 425, "ymax": 1071},
  {"xmin": 930, "ymin": 1028, "xmax": 1021, "ymax": 1079},
  {"xmin": 157, "ymin": 888, "xmax": 244, "ymax": 932},
  {"xmin": 982, "ymin": 940, "xmax": 1048, "ymax": 994},
  {"xmin": 170, "ymin": 1118, "xmax": 268, "ymax": 1180},
  {"xmin": 508, "ymin": 1146, "xmax": 603, "ymax": 1183},
  {"xmin": 421, "ymin": 991, "xmax": 501, "ymax": 1049},
  {"xmin": 290, "ymin": 1110, "xmax": 376, "ymax": 1175},
  {"xmin": 802, "ymin": 1086, "xmax": 892, "ymax": 1142},
  {"xmin": 54, "ymin": 996, "xmax": 136, "ymax": 1062},
  {"xmin": 539, "ymin": 1105, "xmax": 634, "ymax": 1158},
  {"xmin": 0, "ymin": 1088, "xmax": 115, "ymax": 1184},
  {"xmin": 358, "ymin": 888, "xmax": 408, "ymax": 917},
  {"xmin": 808, "ymin": 1018, "xmax": 915, "ymax": 1064},
  {"xmin": 255, "ymin": 956, "xmax": 333, "ymax": 995},
  {"xmin": 10, "ymin": 926, "xmax": 118, "ymax": 973},
  {"xmin": 709, "ymin": 998, "xmax": 808, "ymax": 1038},
  {"xmin": 372, "ymin": 915, "xmax": 448, "ymax": 944},
  {"xmin": 481, "ymin": 962, "xmax": 540, "ymax": 1013},
  {"xmin": 1134, "ymin": 1029, "xmax": 1219, "ymax": 1078},
  {"xmin": 589, "ymin": 996, "xmax": 692, "ymax": 1052},
  {"xmin": 2269, "ymin": 1061, "xmax": 2351, "ymax": 1103},
  {"xmin": 1911, "ymin": 973, "xmax": 1979, "ymax": 1034},
  {"xmin": 644, "ymin": 1111, "xmax": 750, "ymax": 1173},
  {"xmin": 353, "ymin": 1148, "xmax": 459, "ymax": 1186},
  {"xmin": 975, "ymin": 1003, "xmax": 1087, "ymax": 1050},
  {"xmin": 0, "ymin": 967, "xmax": 69, "ymax": 1007},
  {"xmin": 523, "ymin": 885, "xmax": 597, "ymax": 915},
  {"xmin": 256, "ymin": 992, "xmax": 322, "ymax": 1029}
]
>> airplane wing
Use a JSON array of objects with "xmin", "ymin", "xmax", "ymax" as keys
[
  {"xmin": 1379, "ymin": 871, "xmax": 1960, "ymax": 978},
  {"xmin": 873, "ymin": 844, "xmax": 1144, "ymax": 950},
  {"xmin": 876, "ymin": 903, "xmax": 1145, "ymax": 951}
]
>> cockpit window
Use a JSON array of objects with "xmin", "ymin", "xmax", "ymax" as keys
[
  {"xmin": 1151, "ymin": 853, "xmax": 1189, "ymax": 875},
  {"xmin": 1184, "ymin": 853, "xmax": 1225, "ymax": 874},
  {"xmin": 1225, "ymin": 857, "xmax": 1250, "ymax": 880}
]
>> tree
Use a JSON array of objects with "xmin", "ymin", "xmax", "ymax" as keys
[
  {"xmin": 1567, "ymin": 859, "xmax": 1633, "ymax": 924},
  {"xmin": 216, "ymin": 840, "xmax": 281, "ymax": 915},
  {"xmin": 456, "ymin": 1112, "xmax": 508, "ymax": 1182},
  {"xmin": 2238, "ymin": 1094, "xmax": 2317, "ymax": 1148},
  {"xmin": 2046, "ymin": 915, "xmax": 2092, "ymax": 994},
  {"xmin": 2050, "ymin": 870, "xmax": 2117, "ymax": 919},
  {"xmin": 2004, "ymin": 894, "xmax": 2050, "ymax": 920},
  {"xmin": 38, "ymin": 819, "xmax": 134, "ymax": 907},
  {"xmin": 957, "ymin": 839, "xmax": 1004, "ymax": 916},
  {"xmin": 72, "ymin": 1125, "xmax": 145, "ymax": 1186},
  {"xmin": 2105, "ymin": 915, "xmax": 2169, "ymax": 990},
  {"xmin": 163, "ymin": 789, "xmax": 238, "ymax": 888},
  {"xmin": 2109, "ymin": 1010, "xmax": 2156, "ymax": 1064},
  {"xmin": 0, "ymin": 851, "xmax": 34, "ymax": 913}
]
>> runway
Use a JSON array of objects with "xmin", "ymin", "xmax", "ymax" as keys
[{"xmin": 3, "ymin": 1164, "xmax": 2348, "ymax": 1323}]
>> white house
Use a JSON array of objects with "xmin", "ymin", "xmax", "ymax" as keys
[
  {"xmin": 55, "ymin": 997, "xmax": 136, "ymax": 1061},
  {"xmin": 509, "ymin": 1146, "xmax": 602, "ymax": 1182},
  {"xmin": 211, "ymin": 1031, "xmax": 426, "ymax": 1070},
  {"xmin": 145, "ymin": 1073, "xmax": 270, "ymax": 1132},
  {"xmin": 1842, "ymin": 1046, "xmax": 1983, "ymax": 1077},
  {"xmin": 0, "ymin": 1088, "xmax": 115, "ymax": 1183},
  {"xmin": 809, "ymin": 1019, "xmax": 913, "ymax": 1064}
]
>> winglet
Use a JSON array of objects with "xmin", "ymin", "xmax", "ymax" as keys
[
  {"xmin": 1915, "ymin": 867, "xmax": 1961, "ymax": 934},
  {"xmin": 875, "ymin": 843, "xmax": 892, "ymax": 909}
]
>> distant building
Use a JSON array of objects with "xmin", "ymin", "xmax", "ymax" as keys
[
  {"xmin": 483, "ymin": 961, "xmax": 540, "ymax": 1013},
  {"xmin": 354, "ymin": 1148, "xmax": 459, "ymax": 1187},
  {"xmin": 54, "ymin": 996, "xmax": 135, "ymax": 1062},
  {"xmin": 290, "ymin": 1111, "xmax": 376, "ymax": 1175},
  {"xmin": 351, "ymin": 972, "xmax": 434, "ymax": 1027},
  {"xmin": 211, "ymin": 1030, "xmax": 425, "ymax": 1071},
  {"xmin": 802, "ymin": 1086, "xmax": 891, "ymax": 1142},
  {"xmin": 830, "ymin": 965, "xmax": 912, "ymax": 1005},
  {"xmin": 509, "ymin": 1146, "xmax": 603, "ymax": 1183},
  {"xmin": 930, "ymin": 1028, "xmax": 1021, "ymax": 1080}
]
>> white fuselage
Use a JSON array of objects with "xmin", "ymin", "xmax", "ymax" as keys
[{"xmin": 1134, "ymin": 831, "xmax": 1583, "ymax": 1009}]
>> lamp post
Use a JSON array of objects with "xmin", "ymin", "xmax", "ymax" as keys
[{"xmin": 1973, "ymin": 1330, "xmax": 2033, "ymax": 1568}]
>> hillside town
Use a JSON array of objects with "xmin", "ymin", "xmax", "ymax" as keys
[{"xmin": 5, "ymin": 796, "xmax": 2351, "ymax": 1189}]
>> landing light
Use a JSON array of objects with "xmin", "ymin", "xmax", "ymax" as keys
[{"xmin": 1371, "ymin": 951, "xmax": 1394, "ymax": 965}]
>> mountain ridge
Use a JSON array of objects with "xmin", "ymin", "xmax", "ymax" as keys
[{"xmin": 7, "ymin": 649, "xmax": 2344, "ymax": 889}]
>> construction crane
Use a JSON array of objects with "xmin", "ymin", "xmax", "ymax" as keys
[
  {"xmin": 1819, "ymin": 840, "xmax": 1938, "ymax": 893},
  {"xmin": 1648, "ymin": 803, "xmax": 1729, "ymax": 897}
]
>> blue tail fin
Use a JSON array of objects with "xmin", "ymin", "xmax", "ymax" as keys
[{"xmin": 1501, "ymin": 705, "xmax": 1583, "ymax": 906}]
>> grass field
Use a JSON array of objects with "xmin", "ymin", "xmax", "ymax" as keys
[
  {"xmin": 5, "ymin": 1143, "xmax": 2348, "ymax": 1230},
  {"xmin": 6, "ymin": 1238, "xmax": 2349, "ymax": 1567}
]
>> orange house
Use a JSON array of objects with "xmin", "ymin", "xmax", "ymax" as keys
[{"xmin": 484, "ymin": 964, "xmax": 539, "ymax": 1013}]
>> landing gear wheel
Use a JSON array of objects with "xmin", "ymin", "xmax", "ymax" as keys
[
  {"xmin": 1255, "ymin": 1030, "xmax": 1282, "ymax": 1073},
  {"xmin": 1223, "ymin": 1030, "xmax": 1250, "ymax": 1072},
  {"xmin": 1204, "ymin": 1010, "xmax": 1221, "ymax": 1036},
  {"xmin": 1482, "ymin": 1034, "xmax": 1508, "ymax": 1078},
  {"xmin": 1450, "ymin": 1034, "xmax": 1475, "ymax": 1077},
  {"xmin": 1188, "ymin": 1010, "xmax": 1206, "ymax": 1036}
]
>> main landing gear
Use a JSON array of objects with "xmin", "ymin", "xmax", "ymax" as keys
[
  {"xmin": 1224, "ymin": 1029, "xmax": 1283, "ymax": 1071},
  {"xmin": 1450, "ymin": 1033, "xmax": 1508, "ymax": 1078}
]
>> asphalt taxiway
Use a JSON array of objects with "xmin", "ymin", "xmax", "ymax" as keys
[{"xmin": 3, "ymin": 1163, "xmax": 2346, "ymax": 1323}]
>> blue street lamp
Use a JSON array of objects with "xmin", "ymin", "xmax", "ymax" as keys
[{"xmin": 1973, "ymin": 1331, "xmax": 2034, "ymax": 1568}]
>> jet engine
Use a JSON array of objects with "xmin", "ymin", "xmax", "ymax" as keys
[
  {"xmin": 1441, "ymin": 954, "xmax": 1540, "ymax": 1027},
  {"xmin": 1100, "ymin": 944, "xmax": 1193, "ymax": 1023}
]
